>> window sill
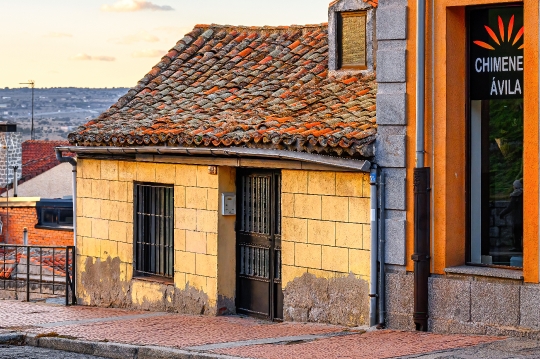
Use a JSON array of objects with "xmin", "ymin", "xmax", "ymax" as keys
[
  {"xmin": 444, "ymin": 265, "xmax": 523, "ymax": 280},
  {"xmin": 132, "ymin": 275, "xmax": 174, "ymax": 286},
  {"xmin": 34, "ymin": 225, "xmax": 73, "ymax": 232}
]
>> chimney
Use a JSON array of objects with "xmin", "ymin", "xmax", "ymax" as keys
[{"xmin": 0, "ymin": 122, "xmax": 22, "ymax": 189}]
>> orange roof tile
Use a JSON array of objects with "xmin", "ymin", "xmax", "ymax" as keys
[
  {"xmin": 69, "ymin": 23, "xmax": 377, "ymax": 158},
  {"xmin": 329, "ymin": 0, "xmax": 377, "ymax": 7}
]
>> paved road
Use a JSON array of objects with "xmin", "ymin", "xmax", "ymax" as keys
[
  {"xmin": 397, "ymin": 338, "xmax": 540, "ymax": 359},
  {"xmin": 0, "ymin": 300, "xmax": 516, "ymax": 359},
  {"xmin": 0, "ymin": 345, "xmax": 107, "ymax": 359}
]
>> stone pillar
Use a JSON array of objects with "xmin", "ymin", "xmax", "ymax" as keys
[{"xmin": 375, "ymin": 0, "xmax": 408, "ymax": 266}]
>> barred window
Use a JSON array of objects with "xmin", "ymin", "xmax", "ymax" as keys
[
  {"xmin": 338, "ymin": 11, "xmax": 367, "ymax": 70},
  {"xmin": 134, "ymin": 183, "xmax": 174, "ymax": 279}
]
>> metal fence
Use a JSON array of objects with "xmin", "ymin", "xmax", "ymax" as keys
[{"xmin": 0, "ymin": 244, "xmax": 76, "ymax": 305}]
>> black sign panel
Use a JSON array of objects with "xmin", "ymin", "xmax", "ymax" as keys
[{"xmin": 469, "ymin": 7, "xmax": 524, "ymax": 100}]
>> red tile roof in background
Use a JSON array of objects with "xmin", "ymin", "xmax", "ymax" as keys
[
  {"xmin": 70, "ymin": 22, "xmax": 377, "ymax": 158},
  {"xmin": 21, "ymin": 140, "xmax": 72, "ymax": 184}
]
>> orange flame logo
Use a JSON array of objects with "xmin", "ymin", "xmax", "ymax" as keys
[{"xmin": 474, "ymin": 15, "xmax": 524, "ymax": 50}]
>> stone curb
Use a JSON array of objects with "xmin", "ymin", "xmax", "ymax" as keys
[
  {"xmin": 0, "ymin": 333, "xmax": 250, "ymax": 359},
  {"xmin": 0, "ymin": 332, "xmax": 25, "ymax": 346}
]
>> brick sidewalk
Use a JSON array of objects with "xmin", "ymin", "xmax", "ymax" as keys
[{"xmin": 0, "ymin": 300, "xmax": 504, "ymax": 359}]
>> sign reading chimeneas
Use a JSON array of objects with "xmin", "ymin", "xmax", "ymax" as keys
[{"xmin": 469, "ymin": 7, "xmax": 524, "ymax": 100}]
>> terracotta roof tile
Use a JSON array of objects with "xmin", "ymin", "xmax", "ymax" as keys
[
  {"xmin": 21, "ymin": 140, "xmax": 73, "ymax": 184},
  {"xmin": 329, "ymin": 0, "xmax": 377, "ymax": 7},
  {"xmin": 69, "ymin": 23, "xmax": 377, "ymax": 158},
  {"xmin": 0, "ymin": 140, "xmax": 74, "ymax": 195}
]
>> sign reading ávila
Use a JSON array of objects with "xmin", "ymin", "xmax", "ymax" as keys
[{"xmin": 469, "ymin": 7, "xmax": 524, "ymax": 100}]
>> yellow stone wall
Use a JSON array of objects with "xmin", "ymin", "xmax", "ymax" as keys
[
  {"xmin": 76, "ymin": 159, "xmax": 228, "ymax": 309},
  {"xmin": 281, "ymin": 170, "xmax": 371, "ymax": 286},
  {"xmin": 76, "ymin": 159, "xmax": 371, "ymax": 316}
]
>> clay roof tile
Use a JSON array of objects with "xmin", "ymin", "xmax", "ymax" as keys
[{"xmin": 70, "ymin": 23, "xmax": 376, "ymax": 158}]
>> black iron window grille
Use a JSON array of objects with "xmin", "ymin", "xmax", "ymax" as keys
[{"xmin": 134, "ymin": 183, "xmax": 174, "ymax": 279}]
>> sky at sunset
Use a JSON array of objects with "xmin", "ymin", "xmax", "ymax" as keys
[{"xmin": 1, "ymin": 0, "xmax": 331, "ymax": 89}]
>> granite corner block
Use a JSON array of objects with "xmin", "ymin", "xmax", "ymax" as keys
[
  {"xmin": 383, "ymin": 168, "xmax": 406, "ymax": 210},
  {"xmin": 377, "ymin": 93, "xmax": 406, "ymax": 126},
  {"xmin": 376, "ymin": 6, "xmax": 408, "ymax": 40},
  {"xmin": 386, "ymin": 313, "xmax": 416, "ymax": 331},
  {"xmin": 385, "ymin": 218, "xmax": 406, "ymax": 265},
  {"xmin": 386, "ymin": 271, "xmax": 414, "ymax": 314},
  {"xmin": 374, "ymin": 134, "xmax": 406, "ymax": 168},
  {"xmin": 377, "ymin": 49, "xmax": 406, "ymax": 83}
]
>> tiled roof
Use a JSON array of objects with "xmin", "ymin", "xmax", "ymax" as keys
[
  {"xmin": 21, "ymin": 140, "xmax": 72, "ymax": 183},
  {"xmin": 69, "ymin": 23, "xmax": 377, "ymax": 158},
  {"xmin": 329, "ymin": 0, "xmax": 378, "ymax": 7}
]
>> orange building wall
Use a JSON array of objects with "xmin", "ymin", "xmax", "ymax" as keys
[
  {"xmin": 405, "ymin": 0, "xmax": 539, "ymax": 281},
  {"xmin": 0, "ymin": 207, "xmax": 73, "ymax": 247}
]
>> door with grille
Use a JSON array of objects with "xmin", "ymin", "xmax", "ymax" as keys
[{"xmin": 236, "ymin": 169, "xmax": 282, "ymax": 321}]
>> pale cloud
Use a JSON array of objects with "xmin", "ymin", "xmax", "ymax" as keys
[
  {"xmin": 112, "ymin": 31, "xmax": 160, "ymax": 45},
  {"xmin": 71, "ymin": 53, "xmax": 116, "ymax": 61},
  {"xmin": 131, "ymin": 49, "xmax": 166, "ymax": 58},
  {"xmin": 44, "ymin": 32, "xmax": 72, "ymax": 38},
  {"xmin": 101, "ymin": 0, "xmax": 174, "ymax": 12},
  {"xmin": 154, "ymin": 26, "xmax": 191, "ymax": 35}
]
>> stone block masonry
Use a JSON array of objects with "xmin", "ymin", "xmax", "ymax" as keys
[
  {"xmin": 385, "ymin": 271, "xmax": 540, "ymax": 338},
  {"xmin": 0, "ymin": 132, "xmax": 22, "ymax": 188},
  {"xmin": 76, "ymin": 160, "xmax": 372, "ymax": 325},
  {"xmin": 375, "ymin": 0, "xmax": 408, "ymax": 265},
  {"xmin": 281, "ymin": 170, "xmax": 371, "ymax": 326},
  {"xmin": 76, "ymin": 159, "xmax": 232, "ymax": 316}
]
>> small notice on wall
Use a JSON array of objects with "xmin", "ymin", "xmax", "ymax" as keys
[{"xmin": 469, "ymin": 6, "xmax": 524, "ymax": 100}]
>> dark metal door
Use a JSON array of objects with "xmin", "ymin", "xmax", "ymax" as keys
[{"xmin": 236, "ymin": 169, "xmax": 282, "ymax": 321}]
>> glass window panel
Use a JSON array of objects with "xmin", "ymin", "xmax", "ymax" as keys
[
  {"xmin": 470, "ymin": 99, "xmax": 523, "ymax": 267},
  {"xmin": 58, "ymin": 209, "xmax": 73, "ymax": 225},
  {"xmin": 42, "ymin": 208, "xmax": 58, "ymax": 225}
]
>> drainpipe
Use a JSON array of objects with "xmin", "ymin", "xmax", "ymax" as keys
[
  {"xmin": 55, "ymin": 149, "xmax": 77, "ymax": 247},
  {"xmin": 12, "ymin": 166, "xmax": 18, "ymax": 197},
  {"xmin": 369, "ymin": 165, "xmax": 379, "ymax": 327},
  {"xmin": 413, "ymin": 0, "xmax": 431, "ymax": 332},
  {"xmin": 377, "ymin": 170, "xmax": 386, "ymax": 329}
]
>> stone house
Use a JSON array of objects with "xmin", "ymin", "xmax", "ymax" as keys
[
  {"xmin": 59, "ymin": 0, "xmax": 388, "ymax": 326},
  {"xmin": 382, "ymin": 0, "xmax": 540, "ymax": 337}
]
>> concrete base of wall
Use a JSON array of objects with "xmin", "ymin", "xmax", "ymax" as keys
[{"xmin": 386, "ymin": 269, "xmax": 540, "ymax": 338}]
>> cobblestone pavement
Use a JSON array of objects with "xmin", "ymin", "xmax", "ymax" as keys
[
  {"xmin": 0, "ymin": 345, "xmax": 107, "ymax": 359},
  {"xmin": 0, "ymin": 300, "xmax": 510, "ymax": 359}
]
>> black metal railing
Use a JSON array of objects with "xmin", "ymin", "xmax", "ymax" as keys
[{"xmin": 0, "ymin": 244, "xmax": 76, "ymax": 305}]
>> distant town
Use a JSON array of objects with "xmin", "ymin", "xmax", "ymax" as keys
[{"xmin": 0, "ymin": 87, "xmax": 129, "ymax": 141}]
